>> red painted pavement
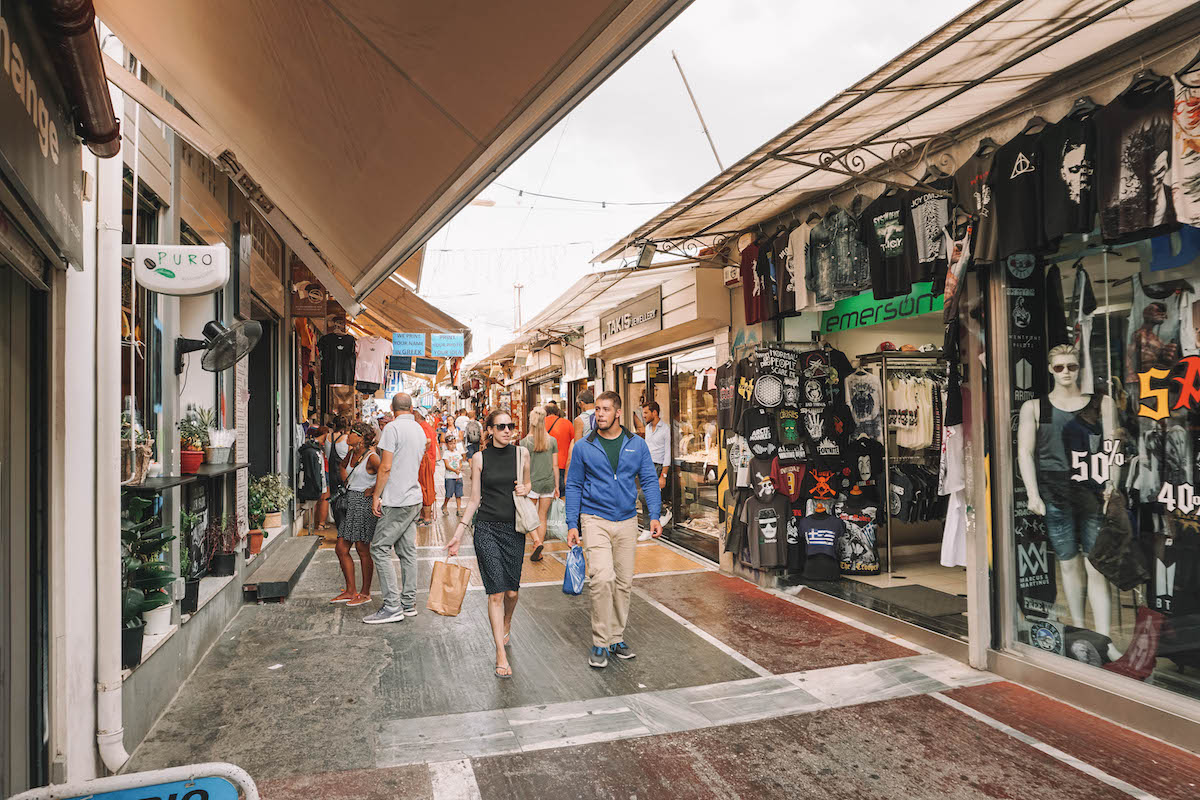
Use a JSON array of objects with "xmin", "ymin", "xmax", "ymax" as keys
[
  {"xmin": 257, "ymin": 765, "xmax": 433, "ymax": 800},
  {"xmin": 946, "ymin": 681, "xmax": 1200, "ymax": 800},
  {"xmin": 637, "ymin": 571, "xmax": 916, "ymax": 673}
]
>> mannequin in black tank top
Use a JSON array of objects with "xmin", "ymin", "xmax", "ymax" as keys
[
  {"xmin": 1018, "ymin": 345, "xmax": 1122, "ymax": 661},
  {"xmin": 446, "ymin": 411, "xmax": 531, "ymax": 679}
]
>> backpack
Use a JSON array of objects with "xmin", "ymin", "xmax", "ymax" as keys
[{"xmin": 465, "ymin": 420, "xmax": 482, "ymax": 444}]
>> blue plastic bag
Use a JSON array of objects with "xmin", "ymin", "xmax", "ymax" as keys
[
  {"xmin": 546, "ymin": 499, "xmax": 568, "ymax": 542},
  {"xmin": 563, "ymin": 545, "xmax": 586, "ymax": 595}
]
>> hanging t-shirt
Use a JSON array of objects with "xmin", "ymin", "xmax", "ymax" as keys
[
  {"xmin": 838, "ymin": 493, "xmax": 880, "ymax": 575},
  {"xmin": 318, "ymin": 333, "xmax": 357, "ymax": 385},
  {"xmin": 1040, "ymin": 114, "xmax": 1099, "ymax": 242},
  {"xmin": 889, "ymin": 468, "xmax": 917, "ymax": 522},
  {"xmin": 733, "ymin": 356, "xmax": 756, "ymax": 430},
  {"xmin": 806, "ymin": 214, "xmax": 837, "ymax": 306},
  {"xmin": 739, "ymin": 241, "xmax": 765, "ymax": 325},
  {"xmin": 847, "ymin": 435, "xmax": 885, "ymax": 486},
  {"xmin": 784, "ymin": 222, "xmax": 814, "ymax": 312},
  {"xmin": 742, "ymin": 492, "xmax": 790, "ymax": 569},
  {"xmin": 906, "ymin": 176, "xmax": 953, "ymax": 287},
  {"xmin": 858, "ymin": 190, "xmax": 913, "ymax": 300},
  {"xmin": 727, "ymin": 434, "xmax": 752, "ymax": 489},
  {"xmin": 775, "ymin": 405, "xmax": 804, "ymax": 457},
  {"xmin": 844, "ymin": 370, "xmax": 884, "ymax": 442},
  {"xmin": 1097, "ymin": 82, "xmax": 1177, "ymax": 243},
  {"xmin": 753, "ymin": 346, "xmax": 800, "ymax": 409},
  {"xmin": 942, "ymin": 220, "xmax": 973, "ymax": 324},
  {"xmin": 768, "ymin": 229, "xmax": 790, "ymax": 317},
  {"xmin": 716, "ymin": 360, "xmax": 736, "ymax": 431},
  {"xmin": 743, "ymin": 407, "xmax": 777, "ymax": 459},
  {"xmin": 758, "ymin": 236, "xmax": 783, "ymax": 320},
  {"xmin": 1172, "ymin": 74, "xmax": 1200, "ymax": 225},
  {"xmin": 799, "ymin": 349, "xmax": 835, "ymax": 412},
  {"xmin": 773, "ymin": 460, "xmax": 807, "ymax": 503},
  {"xmin": 989, "ymin": 129, "xmax": 1048, "ymax": 260},
  {"xmin": 786, "ymin": 509, "xmax": 806, "ymax": 572},
  {"xmin": 748, "ymin": 457, "xmax": 778, "ymax": 500},
  {"xmin": 953, "ymin": 150, "xmax": 999, "ymax": 264},
  {"xmin": 801, "ymin": 512, "xmax": 845, "ymax": 580},
  {"xmin": 355, "ymin": 336, "xmax": 391, "ymax": 384}
]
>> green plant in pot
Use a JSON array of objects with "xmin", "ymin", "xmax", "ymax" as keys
[
  {"xmin": 249, "ymin": 473, "xmax": 293, "ymax": 531},
  {"xmin": 246, "ymin": 494, "xmax": 268, "ymax": 556},
  {"xmin": 180, "ymin": 508, "xmax": 203, "ymax": 614},
  {"xmin": 205, "ymin": 513, "xmax": 242, "ymax": 577},
  {"xmin": 121, "ymin": 494, "xmax": 177, "ymax": 667},
  {"xmin": 180, "ymin": 405, "xmax": 212, "ymax": 473}
]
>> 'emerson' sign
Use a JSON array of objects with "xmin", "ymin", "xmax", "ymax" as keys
[
  {"xmin": 600, "ymin": 287, "xmax": 662, "ymax": 345},
  {"xmin": 821, "ymin": 282, "xmax": 944, "ymax": 334}
]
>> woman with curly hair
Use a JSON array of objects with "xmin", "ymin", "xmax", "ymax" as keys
[{"xmin": 332, "ymin": 422, "xmax": 381, "ymax": 606}]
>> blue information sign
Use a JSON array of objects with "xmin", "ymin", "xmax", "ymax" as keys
[
  {"xmin": 430, "ymin": 333, "xmax": 465, "ymax": 358},
  {"xmin": 392, "ymin": 332, "xmax": 426, "ymax": 356},
  {"xmin": 66, "ymin": 776, "xmax": 239, "ymax": 800}
]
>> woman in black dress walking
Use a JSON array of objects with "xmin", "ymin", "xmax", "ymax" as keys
[{"xmin": 447, "ymin": 410, "xmax": 531, "ymax": 678}]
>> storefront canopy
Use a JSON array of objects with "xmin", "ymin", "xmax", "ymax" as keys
[
  {"xmin": 595, "ymin": 0, "xmax": 1199, "ymax": 263},
  {"xmin": 95, "ymin": 0, "xmax": 692, "ymax": 303}
]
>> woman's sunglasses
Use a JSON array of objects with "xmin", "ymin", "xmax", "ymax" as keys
[
  {"xmin": 493, "ymin": 422, "xmax": 517, "ymax": 431},
  {"xmin": 1052, "ymin": 363, "xmax": 1080, "ymax": 373}
]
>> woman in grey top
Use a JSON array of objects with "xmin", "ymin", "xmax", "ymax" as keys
[{"xmin": 519, "ymin": 407, "xmax": 559, "ymax": 562}]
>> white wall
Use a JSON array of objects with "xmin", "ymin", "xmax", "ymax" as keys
[{"xmin": 178, "ymin": 294, "xmax": 217, "ymax": 415}]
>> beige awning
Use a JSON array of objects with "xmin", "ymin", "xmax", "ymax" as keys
[
  {"xmin": 95, "ymin": 0, "xmax": 692, "ymax": 304},
  {"xmin": 596, "ymin": 0, "xmax": 1199, "ymax": 263}
]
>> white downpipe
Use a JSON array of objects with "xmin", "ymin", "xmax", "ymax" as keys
[{"xmin": 95, "ymin": 78, "xmax": 129, "ymax": 774}]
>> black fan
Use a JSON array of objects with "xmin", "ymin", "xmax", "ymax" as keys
[{"xmin": 175, "ymin": 320, "xmax": 263, "ymax": 374}]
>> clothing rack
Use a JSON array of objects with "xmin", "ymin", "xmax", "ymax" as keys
[{"xmin": 856, "ymin": 351, "xmax": 947, "ymax": 573}]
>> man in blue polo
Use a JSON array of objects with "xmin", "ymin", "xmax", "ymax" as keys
[{"xmin": 566, "ymin": 390, "xmax": 662, "ymax": 668}]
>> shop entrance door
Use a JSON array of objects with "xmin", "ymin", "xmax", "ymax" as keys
[{"xmin": 248, "ymin": 310, "xmax": 278, "ymax": 478}]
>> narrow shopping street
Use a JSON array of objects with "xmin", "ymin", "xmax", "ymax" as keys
[{"xmin": 123, "ymin": 512, "xmax": 1200, "ymax": 799}]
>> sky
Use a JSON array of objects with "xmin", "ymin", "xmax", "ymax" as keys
[{"xmin": 418, "ymin": 0, "xmax": 975, "ymax": 360}]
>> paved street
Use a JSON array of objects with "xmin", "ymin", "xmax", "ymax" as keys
[{"xmin": 125, "ymin": 517, "xmax": 1200, "ymax": 799}]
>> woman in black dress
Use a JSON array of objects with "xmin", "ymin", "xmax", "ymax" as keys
[{"xmin": 447, "ymin": 410, "xmax": 531, "ymax": 678}]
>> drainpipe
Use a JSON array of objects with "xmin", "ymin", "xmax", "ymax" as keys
[
  {"xmin": 94, "ymin": 77, "xmax": 128, "ymax": 773},
  {"xmin": 41, "ymin": 0, "xmax": 120, "ymax": 158}
]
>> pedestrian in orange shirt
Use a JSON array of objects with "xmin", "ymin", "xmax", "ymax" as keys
[{"xmin": 413, "ymin": 408, "xmax": 437, "ymax": 525}]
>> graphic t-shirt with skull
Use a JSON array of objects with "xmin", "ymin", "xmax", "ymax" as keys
[
  {"xmin": 1097, "ymin": 82, "xmax": 1178, "ymax": 244},
  {"xmin": 1040, "ymin": 115, "xmax": 1098, "ymax": 242},
  {"xmin": 749, "ymin": 457, "xmax": 778, "ymax": 500},
  {"xmin": 844, "ymin": 370, "xmax": 884, "ymax": 442}
]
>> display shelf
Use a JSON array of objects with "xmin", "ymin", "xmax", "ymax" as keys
[
  {"xmin": 192, "ymin": 462, "xmax": 249, "ymax": 479},
  {"xmin": 125, "ymin": 474, "xmax": 198, "ymax": 492}
]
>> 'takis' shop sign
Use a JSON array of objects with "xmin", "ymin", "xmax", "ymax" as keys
[
  {"xmin": 0, "ymin": 1, "xmax": 84, "ymax": 268},
  {"xmin": 600, "ymin": 287, "xmax": 662, "ymax": 346}
]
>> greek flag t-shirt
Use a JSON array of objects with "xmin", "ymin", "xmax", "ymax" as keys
[{"xmin": 801, "ymin": 512, "xmax": 845, "ymax": 581}]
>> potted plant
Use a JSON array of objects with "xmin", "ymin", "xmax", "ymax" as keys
[
  {"xmin": 246, "ymin": 495, "xmax": 267, "ymax": 555},
  {"xmin": 121, "ymin": 411, "xmax": 154, "ymax": 485},
  {"xmin": 121, "ymin": 494, "xmax": 177, "ymax": 646},
  {"xmin": 206, "ymin": 427, "xmax": 236, "ymax": 465},
  {"xmin": 205, "ymin": 513, "xmax": 242, "ymax": 577},
  {"xmin": 180, "ymin": 508, "xmax": 203, "ymax": 614},
  {"xmin": 250, "ymin": 473, "xmax": 293, "ymax": 530},
  {"xmin": 179, "ymin": 405, "xmax": 210, "ymax": 474}
]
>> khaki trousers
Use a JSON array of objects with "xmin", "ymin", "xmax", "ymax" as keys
[{"xmin": 580, "ymin": 513, "xmax": 638, "ymax": 648}]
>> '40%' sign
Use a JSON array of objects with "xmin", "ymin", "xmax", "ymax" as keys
[{"xmin": 1157, "ymin": 482, "xmax": 1200, "ymax": 514}]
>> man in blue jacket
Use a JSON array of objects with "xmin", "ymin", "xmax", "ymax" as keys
[{"xmin": 566, "ymin": 391, "xmax": 662, "ymax": 668}]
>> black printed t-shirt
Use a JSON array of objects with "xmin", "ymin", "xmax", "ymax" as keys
[
  {"xmin": 905, "ymin": 176, "xmax": 954, "ymax": 289},
  {"xmin": 989, "ymin": 130, "xmax": 1048, "ymax": 260},
  {"xmin": 742, "ymin": 493, "xmax": 790, "ymax": 569},
  {"xmin": 318, "ymin": 333, "xmax": 358, "ymax": 385},
  {"xmin": 716, "ymin": 360, "xmax": 736, "ymax": 431},
  {"xmin": 739, "ymin": 242, "xmax": 764, "ymax": 325},
  {"xmin": 748, "ymin": 457, "xmax": 778, "ymax": 499},
  {"xmin": 733, "ymin": 356, "xmax": 756, "ymax": 431},
  {"xmin": 858, "ymin": 190, "xmax": 914, "ymax": 300},
  {"xmin": 1040, "ymin": 115, "xmax": 1098, "ymax": 242},
  {"xmin": 953, "ymin": 151, "xmax": 999, "ymax": 264},
  {"xmin": 847, "ymin": 435, "xmax": 885, "ymax": 486},
  {"xmin": 743, "ymin": 407, "xmax": 777, "ymax": 459},
  {"xmin": 1096, "ymin": 83, "xmax": 1177, "ymax": 244},
  {"xmin": 769, "ymin": 230, "xmax": 790, "ymax": 318}
]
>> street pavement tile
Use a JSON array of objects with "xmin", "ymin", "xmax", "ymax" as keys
[
  {"xmin": 469, "ymin": 693, "xmax": 1134, "ymax": 800},
  {"xmin": 789, "ymin": 659, "xmax": 950, "ymax": 708},
  {"xmin": 376, "ymin": 710, "xmax": 519, "ymax": 766},
  {"xmin": 945, "ymin": 681, "xmax": 1200, "ymax": 800},
  {"xmin": 505, "ymin": 697, "xmax": 651, "ymax": 751},
  {"xmin": 670, "ymin": 676, "xmax": 824, "ymax": 726},
  {"xmin": 636, "ymin": 570, "xmax": 917, "ymax": 673},
  {"xmin": 256, "ymin": 764, "xmax": 432, "ymax": 800}
]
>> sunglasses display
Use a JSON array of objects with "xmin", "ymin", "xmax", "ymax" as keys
[{"xmin": 1051, "ymin": 363, "xmax": 1080, "ymax": 373}]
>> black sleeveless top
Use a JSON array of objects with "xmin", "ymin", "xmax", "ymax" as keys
[{"xmin": 478, "ymin": 444, "xmax": 517, "ymax": 522}]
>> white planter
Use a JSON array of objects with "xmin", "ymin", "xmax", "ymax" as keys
[{"xmin": 142, "ymin": 604, "xmax": 173, "ymax": 637}]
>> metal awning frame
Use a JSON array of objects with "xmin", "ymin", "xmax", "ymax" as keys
[{"xmin": 602, "ymin": 0, "xmax": 1152, "ymax": 262}]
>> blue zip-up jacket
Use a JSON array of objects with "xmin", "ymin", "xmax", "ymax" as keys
[{"xmin": 565, "ymin": 426, "xmax": 661, "ymax": 531}]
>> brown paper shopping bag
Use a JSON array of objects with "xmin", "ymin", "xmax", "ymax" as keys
[{"xmin": 426, "ymin": 558, "xmax": 471, "ymax": 616}]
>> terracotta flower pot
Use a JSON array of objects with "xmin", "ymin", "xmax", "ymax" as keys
[
  {"xmin": 263, "ymin": 511, "xmax": 283, "ymax": 529},
  {"xmin": 247, "ymin": 530, "xmax": 264, "ymax": 555},
  {"xmin": 180, "ymin": 449, "xmax": 204, "ymax": 474}
]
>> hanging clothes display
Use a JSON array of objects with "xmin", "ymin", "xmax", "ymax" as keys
[
  {"xmin": 858, "ymin": 189, "xmax": 914, "ymax": 300},
  {"xmin": 1040, "ymin": 113, "xmax": 1099, "ymax": 242},
  {"xmin": 318, "ymin": 331, "xmax": 357, "ymax": 386},
  {"xmin": 739, "ymin": 240, "xmax": 765, "ymax": 325},
  {"xmin": 783, "ymin": 219, "xmax": 815, "ymax": 312},
  {"xmin": 989, "ymin": 128, "xmax": 1049, "ymax": 260},
  {"xmin": 844, "ymin": 368, "xmax": 884, "ymax": 442},
  {"xmin": 905, "ymin": 175, "xmax": 954, "ymax": 291},
  {"xmin": 1172, "ymin": 71, "xmax": 1200, "ymax": 225},
  {"xmin": 953, "ymin": 149, "xmax": 999, "ymax": 264}
]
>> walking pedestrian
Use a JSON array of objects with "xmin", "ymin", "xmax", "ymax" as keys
[
  {"xmin": 544, "ymin": 403, "xmax": 574, "ymax": 493},
  {"xmin": 413, "ymin": 408, "xmax": 438, "ymax": 525},
  {"xmin": 441, "ymin": 433, "xmax": 465, "ymax": 516},
  {"xmin": 327, "ymin": 417, "xmax": 351, "ymax": 528},
  {"xmin": 639, "ymin": 402, "xmax": 672, "ymax": 541},
  {"xmin": 332, "ymin": 422, "xmax": 380, "ymax": 607},
  {"xmin": 454, "ymin": 408, "xmax": 470, "ymax": 438},
  {"xmin": 572, "ymin": 390, "xmax": 596, "ymax": 442},
  {"xmin": 520, "ymin": 408, "xmax": 558, "ymax": 562},
  {"xmin": 446, "ymin": 410, "xmax": 532, "ymax": 678},
  {"xmin": 565, "ymin": 391, "xmax": 661, "ymax": 668},
  {"xmin": 310, "ymin": 426, "xmax": 332, "ymax": 531},
  {"xmin": 463, "ymin": 410, "xmax": 483, "ymax": 460},
  {"xmin": 363, "ymin": 393, "xmax": 428, "ymax": 624}
]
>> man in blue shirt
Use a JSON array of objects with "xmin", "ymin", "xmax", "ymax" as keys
[{"xmin": 566, "ymin": 391, "xmax": 662, "ymax": 669}]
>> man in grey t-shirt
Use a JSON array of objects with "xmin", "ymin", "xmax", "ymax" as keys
[{"xmin": 364, "ymin": 393, "xmax": 429, "ymax": 624}]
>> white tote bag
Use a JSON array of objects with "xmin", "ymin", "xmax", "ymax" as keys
[{"xmin": 513, "ymin": 445, "xmax": 540, "ymax": 533}]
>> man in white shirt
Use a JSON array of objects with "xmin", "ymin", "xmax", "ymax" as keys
[
  {"xmin": 363, "ymin": 393, "xmax": 429, "ymax": 624},
  {"xmin": 454, "ymin": 409, "xmax": 470, "ymax": 436},
  {"xmin": 639, "ymin": 402, "xmax": 672, "ymax": 540}
]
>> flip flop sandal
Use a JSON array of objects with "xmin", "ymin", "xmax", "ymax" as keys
[
  {"xmin": 530, "ymin": 545, "xmax": 544, "ymax": 562},
  {"xmin": 330, "ymin": 593, "xmax": 354, "ymax": 604},
  {"xmin": 504, "ymin": 631, "xmax": 511, "ymax": 647},
  {"xmin": 494, "ymin": 664, "xmax": 513, "ymax": 679}
]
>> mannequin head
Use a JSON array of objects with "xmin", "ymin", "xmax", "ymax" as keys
[{"xmin": 1047, "ymin": 344, "xmax": 1080, "ymax": 389}]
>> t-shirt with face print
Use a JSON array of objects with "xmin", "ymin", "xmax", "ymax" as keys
[
  {"xmin": 1097, "ymin": 81, "xmax": 1178, "ymax": 244},
  {"xmin": 741, "ymin": 492, "xmax": 790, "ymax": 569},
  {"xmin": 1040, "ymin": 115, "xmax": 1098, "ymax": 243}
]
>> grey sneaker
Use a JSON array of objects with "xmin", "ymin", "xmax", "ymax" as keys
[
  {"xmin": 609, "ymin": 642, "xmax": 636, "ymax": 660},
  {"xmin": 363, "ymin": 606, "xmax": 405, "ymax": 624},
  {"xmin": 402, "ymin": 606, "xmax": 418, "ymax": 618},
  {"xmin": 589, "ymin": 646, "xmax": 609, "ymax": 668}
]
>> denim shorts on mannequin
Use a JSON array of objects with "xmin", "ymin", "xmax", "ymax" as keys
[{"xmin": 1039, "ymin": 471, "xmax": 1102, "ymax": 560}]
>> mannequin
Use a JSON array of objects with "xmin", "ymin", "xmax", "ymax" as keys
[{"xmin": 1017, "ymin": 344, "xmax": 1122, "ymax": 661}]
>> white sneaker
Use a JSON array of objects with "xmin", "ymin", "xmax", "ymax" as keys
[
  {"xmin": 638, "ymin": 530, "xmax": 653, "ymax": 542},
  {"xmin": 659, "ymin": 509, "xmax": 673, "ymax": 528}
]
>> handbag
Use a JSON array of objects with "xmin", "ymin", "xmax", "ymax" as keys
[
  {"xmin": 513, "ymin": 445, "xmax": 540, "ymax": 533},
  {"xmin": 546, "ymin": 499, "xmax": 568, "ymax": 542},
  {"xmin": 426, "ymin": 558, "xmax": 471, "ymax": 616}
]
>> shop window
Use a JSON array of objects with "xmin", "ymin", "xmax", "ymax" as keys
[
  {"xmin": 120, "ymin": 178, "xmax": 162, "ymax": 457},
  {"xmin": 671, "ymin": 348, "xmax": 721, "ymax": 544},
  {"xmin": 1008, "ymin": 237, "xmax": 1200, "ymax": 701}
]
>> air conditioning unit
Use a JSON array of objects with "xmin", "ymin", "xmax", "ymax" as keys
[{"xmin": 514, "ymin": 349, "xmax": 530, "ymax": 367}]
